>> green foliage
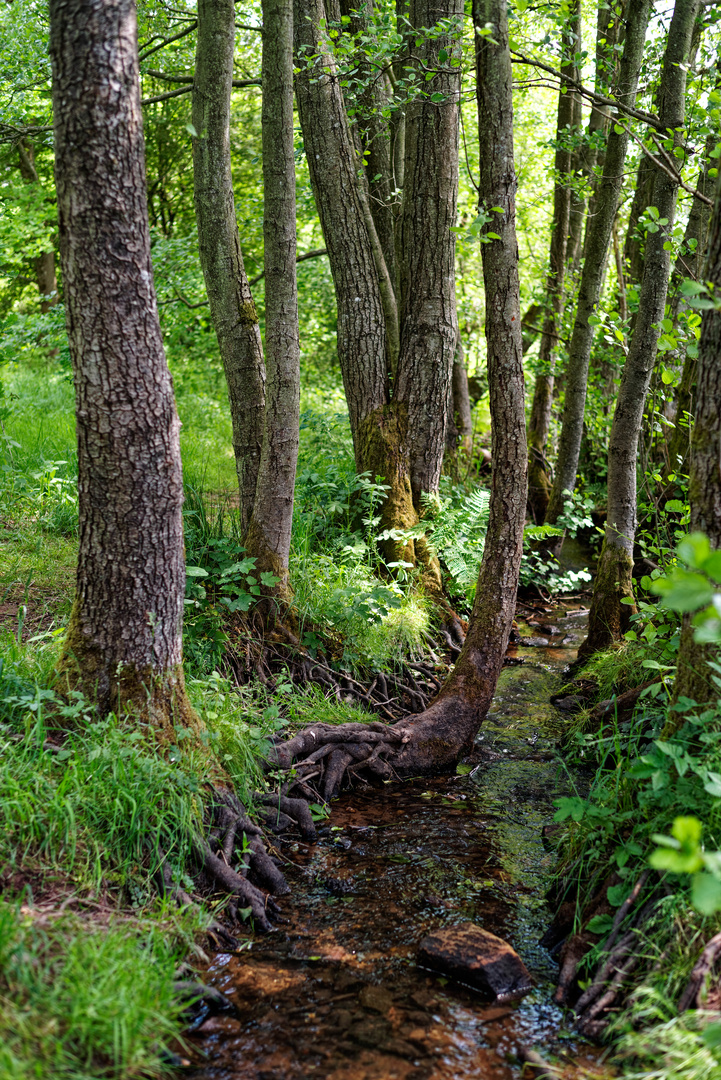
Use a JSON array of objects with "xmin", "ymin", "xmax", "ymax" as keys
[{"xmin": 0, "ymin": 902, "xmax": 187, "ymax": 1079}]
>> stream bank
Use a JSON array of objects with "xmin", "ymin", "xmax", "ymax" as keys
[{"xmin": 187, "ymin": 602, "xmax": 611, "ymax": 1079}]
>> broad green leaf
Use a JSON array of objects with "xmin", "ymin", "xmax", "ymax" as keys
[{"xmin": 692, "ymin": 873, "xmax": 721, "ymax": 916}]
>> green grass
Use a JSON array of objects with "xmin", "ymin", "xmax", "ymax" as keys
[{"xmin": 0, "ymin": 901, "xmax": 188, "ymax": 1080}]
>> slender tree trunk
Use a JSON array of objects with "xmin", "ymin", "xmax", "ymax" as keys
[
  {"xmin": 581, "ymin": 0, "xmax": 701, "ymax": 659},
  {"xmin": 445, "ymin": 328, "xmax": 473, "ymax": 465},
  {"xmin": 571, "ymin": 0, "xmax": 627, "ymax": 272},
  {"xmin": 394, "ymin": 0, "xmax": 462, "ymax": 508},
  {"xmin": 17, "ymin": 141, "xmax": 59, "ymax": 312},
  {"xmin": 665, "ymin": 133, "xmax": 717, "ymax": 475},
  {"xmin": 244, "ymin": 0, "xmax": 300, "ymax": 593},
  {"xmin": 50, "ymin": 0, "xmax": 194, "ymax": 733},
  {"xmin": 192, "ymin": 0, "xmax": 266, "ymax": 533},
  {"xmin": 526, "ymin": 5, "xmax": 578, "ymax": 522},
  {"xmin": 270, "ymin": 0, "xmax": 527, "ymax": 791},
  {"xmin": 673, "ymin": 171, "xmax": 721, "ymax": 704},
  {"xmin": 295, "ymin": 0, "xmax": 417, "ymax": 565},
  {"xmin": 562, "ymin": 1, "xmax": 585, "ymax": 272},
  {"xmin": 544, "ymin": 0, "xmax": 652, "ymax": 533}
]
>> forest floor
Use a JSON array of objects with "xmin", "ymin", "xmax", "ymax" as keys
[{"xmin": 2, "ymin": 360, "xmax": 721, "ymax": 1080}]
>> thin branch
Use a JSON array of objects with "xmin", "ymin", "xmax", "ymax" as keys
[
  {"xmin": 138, "ymin": 20, "xmax": 197, "ymax": 62},
  {"xmin": 159, "ymin": 249, "xmax": 329, "ymax": 309},
  {"xmin": 144, "ymin": 70, "xmax": 262, "ymax": 90},
  {"xmin": 510, "ymin": 51, "xmax": 662, "ymax": 131},
  {"xmin": 249, "ymin": 247, "xmax": 328, "ymax": 287},
  {"xmin": 141, "ymin": 85, "xmax": 193, "ymax": 105},
  {"xmin": 620, "ymin": 120, "xmax": 713, "ymax": 208}
]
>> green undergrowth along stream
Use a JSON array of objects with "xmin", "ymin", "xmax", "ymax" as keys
[{"xmin": 552, "ymin": 535, "xmax": 721, "ymax": 1076}]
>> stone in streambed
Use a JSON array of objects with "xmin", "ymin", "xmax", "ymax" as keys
[{"xmin": 417, "ymin": 922, "xmax": 533, "ymax": 1001}]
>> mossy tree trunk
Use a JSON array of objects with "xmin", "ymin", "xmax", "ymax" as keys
[
  {"xmin": 271, "ymin": 0, "xmax": 527, "ymax": 790},
  {"xmin": 673, "ymin": 170, "xmax": 721, "ymax": 704},
  {"xmin": 395, "ymin": 0, "xmax": 462, "ymax": 508},
  {"xmin": 192, "ymin": 0, "xmax": 266, "ymax": 535},
  {"xmin": 50, "ymin": 0, "xmax": 196, "ymax": 736},
  {"xmin": 294, "ymin": 0, "xmax": 461, "ymax": 575},
  {"xmin": 581, "ymin": 0, "xmax": 701, "ymax": 660},
  {"xmin": 244, "ymin": 0, "xmax": 300, "ymax": 595},
  {"xmin": 544, "ymin": 0, "xmax": 653, "ymax": 538}
]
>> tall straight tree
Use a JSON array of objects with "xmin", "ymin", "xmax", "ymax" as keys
[
  {"xmin": 295, "ymin": 0, "xmax": 461, "ymax": 576},
  {"xmin": 673, "ymin": 170, "xmax": 721, "ymax": 705},
  {"xmin": 192, "ymin": 0, "xmax": 266, "ymax": 535},
  {"xmin": 543, "ymin": 0, "xmax": 653, "ymax": 535},
  {"xmin": 244, "ymin": 0, "xmax": 300, "ymax": 593},
  {"xmin": 50, "ymin": 0, "xmax": 195, "ymax": 733},
  {"xmin": 268, "ymin": 0, "xmax": 527, "ymax": 793},
  {"xmin": 526, "ymin": 0, "xmax": 580, "ymax": 523},
  {"xmin": 581, "ymin": 0, "xmax": 701, "ymax": 658}
]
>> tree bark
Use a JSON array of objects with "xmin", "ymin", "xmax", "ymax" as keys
[
  {"xmin": 526, "ymin": 3, "xmax": 579, "ymax": 522},
  {"xmin": 17, "ymin": 141, "xmax": 59, "ymax": 313},
  {"xmin": 192, "ymin": 0, "xmax": 266, "ymax": 534},
  {"xmin": 673, "ymin": 170, "xmax": 721, "ymax": 704},
  {"xmin": 395, "ymin": 0, "xmax": 462, "ymax": 507},
  {"xmin": 294, "ymin": 0, "xmax": 419, "ymax": 565},
  {"xmin": 445, "ymin": 328, "xmax": 473, "ymax": 465},
  {"xmin": 544, "ymin": 0, "xmax": 653, "ymax": 534},
  {"xmin": 270, "ymin": 0, "xmax": 526, "ymax": 791},
  {"xmin": 581, "ymin": 0, "xmax": 701, "ymax": 660},
  {"xmin": 50, "ymin": 0, "xmax": 195, "ymax": 733},
  {"xmin": 244, "ymin": 0, "xmax": 300, "ymax": 592}
]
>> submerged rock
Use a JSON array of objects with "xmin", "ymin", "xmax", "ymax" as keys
[{"xmin": 417, "ymin": 922, "xmax": 533, "ymax": 1001}]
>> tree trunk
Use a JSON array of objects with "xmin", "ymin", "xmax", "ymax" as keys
[
  {"xmin": 269, "ymin": 0, "xmax": 526, "ymax": 794},
  {"xmin": 394, "ymin": 0, "xmax": 461, "ymax": 507},
  {"xmin": 673, "ymin": 171, "xmax": 721, "ymax": 704},
  {"xmin": 664, "ymin": 131, "xmax": 718, "ymax": 475},
  {"xmin": 294, "ymin": 0, "xmax": 418, "ymax": 564},
  {"xmin": 192, "ymin": 0, "xmax": 266, "ymax": 534},
  {"xmin": 17, "ymin": 141, "xmax": 59, "ymax": 313},
  {"xmin": 571, "ymin": 0, "xmax": 627, "ymax": 272},
  {"xmin": 544, "ymin": 0, "xmax": 653, "ymax": 534},
  {"xmin": 244, "ymin": 0, "xmax": 300, "ymax": 593},
  {"xmin": 50, "ymin": 0, "xmax": 195, "ymax": 734},
  {"xmin": 526, "ymin": 3, "xmax": 578, "ymax": 522},
  {"xmin": 445, "ymin": 328, "xmax": 473, "ymax": 466},
  {"xmin": 581, "ymin": 0, "xmax": 700, "ymax": 660}
]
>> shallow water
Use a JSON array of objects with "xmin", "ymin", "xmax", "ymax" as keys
[{"xmin": 189, "ymin": 603, "xmax": 610, "ymax": 1079}]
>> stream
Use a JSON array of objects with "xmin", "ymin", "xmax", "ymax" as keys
[{"xmin": 188, "ymin": 602, "xmax": 610, "ymax": 1079}]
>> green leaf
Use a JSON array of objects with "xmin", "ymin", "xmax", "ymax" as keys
[
  {"xmin": 607, "ymin": 882, "xmax": 631, "ymax": 907},
  {"xmin": 692, "ymin": 873, "xmax": 721, "ymax": 916},
  {"xmin": 456, "ymin": 763, "xmax": 473, "ymax": 775},
  {"xmin": 553, "ymin": 796, "xmax": 586, "ymax": 823},
  {"xmin": 664, "ymin": 499, "xmax": 686, "ymax": 513},
  {"xmin": 586, "ymin": 914, "xmax": 614, "ymax": 935},
  {"xmin": 185, "ymin": 566, "xmax": 209, "ymax": 578},
  {"xmin": 652, "ymin": 569, "xmax": 713, "ymax": 613},
  {"xmin": 186, "ymin": 122, "xmax": 198, "ymax": 137},
  {"xmin": 678, "ymin": 532, "xmax": 711, "ymax": 568},
  {"xmin": 702, "ymin": 551, "xmax": 721, "ymax": 582},
  {"xmin": 702, "ymin": 1022, "xmax": 721, "ymax": 1048}
]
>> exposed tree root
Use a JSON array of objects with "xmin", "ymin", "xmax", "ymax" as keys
[{"xmin": 678, "ymin": 931, "xmax": 721, "ymax": 1012}]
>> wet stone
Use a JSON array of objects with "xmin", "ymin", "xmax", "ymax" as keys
[
  {"xmin": 417, "ymin": 922, "xmax": 533, "ymax": 1002},
  {"xmin": 359, "ymin": 984, "xmax": 394, "ymax": 1014}
]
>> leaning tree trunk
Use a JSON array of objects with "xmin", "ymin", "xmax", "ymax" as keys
[
  {"xmin": 192, "ymin": 0, "xmax": 266, "ymax": 534},
  {"xmin": 581, "ymin": 0, "xmax": 701, "ymax": 659},
  {"xmin": 673, "ymin": 170, "xmax": 721, "ymax": 705},
  {"xmin": 268, "ymin": 0, "xmax": 526, "ymax": 796},
  {"xmin": 50, "ymin": 0, "xmax": 195, "ymax": 734},
  {"xmin": 544, "ymin": 0, "xmax": 653, "ymax": 537},
  {"xmin": 526, "ymin": 3, "xmax": 578, "ymax": 523},
  {"xmin": 395, "ymin": 0, "xmax": 462, "ymax": 509},
  {"xmin": 244, "ymin": 0, "xmax": 300, "ymax": 594}
]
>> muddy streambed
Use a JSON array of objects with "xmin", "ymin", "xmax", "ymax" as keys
[{"xmin": 188, "ymin": 604, "xmax": 608, "ymax": 1079}]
